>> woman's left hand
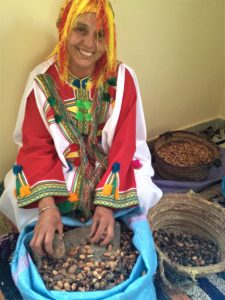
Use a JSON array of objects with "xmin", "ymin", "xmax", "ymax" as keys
[{"xmin": 90, "ymin": 206, "xmax": 114, "ymax": 245}]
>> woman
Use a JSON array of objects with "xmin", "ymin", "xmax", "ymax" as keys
[{"xmin": 0, "ymin": 0, "xmax": 162, "ymax": 256}]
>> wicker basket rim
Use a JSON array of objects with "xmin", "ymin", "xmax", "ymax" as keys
[
  {"xmin": 148, "ymin": 192, "xmax": 225, "ymax": 278},
  {"xmin": 151, "ymin": 192, "xmax": 225, "ymax": 211}
]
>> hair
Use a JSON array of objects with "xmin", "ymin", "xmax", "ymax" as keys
[{"xmin": 49, "ymin": 0, "xmax": 117, "ymax": 87}]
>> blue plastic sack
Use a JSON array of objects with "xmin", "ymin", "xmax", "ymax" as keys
[
  {"xmin": 222, "ymin": 177, "xmax": 225, "ymax": 197},
  {"xmin": 11, "ymin": 209, "xmax": 157, "ymax": 300}
]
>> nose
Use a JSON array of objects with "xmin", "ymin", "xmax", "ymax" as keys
[{"xmin": 83, "ymin": 33, "xmax": 95, "ymax": 50}]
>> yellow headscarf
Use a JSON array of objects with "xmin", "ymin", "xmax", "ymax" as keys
[{"xmin": 49, "ymin": 0, "xmax": 117, "ymax": 87}]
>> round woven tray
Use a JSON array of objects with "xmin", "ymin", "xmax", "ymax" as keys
[
  {"xmin": 153, "ymin": 131, "xmax": 221, "ymax": 181},
  {"xmin": 148, "ymin": 193, "xmax": 225, "ymax": 286}
]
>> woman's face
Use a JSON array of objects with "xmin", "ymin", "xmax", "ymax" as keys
[{"xmin": 67, "ymin": 12, "xmax": 106, "ymax": 78}]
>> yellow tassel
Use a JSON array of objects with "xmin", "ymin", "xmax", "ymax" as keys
[
  {"xmin": 114, "ymin": 188, "xmax": 120, "ymax": 200},
  {"xmin": 103, "ymin": 184, "xmax": 113, "ymax": 196},
  {"xmin": 86, "ymin": 81, "xmax": 93, "ymax": 91},
  {"xmin": 105, "ymin": 1, "xmax": 116, "ymax": 70},
  {"xmin": 68, "ymin": 192, "xmax": 79, "ymax": 202},
  {"xmin": 67, "ymin": 106, "xmax": 79, "ymax": 113},
  {"xmin": 20, "ymin": 185, "xmax": 31, "ymax": 197},
  {"xmin": 66, "ymin": 151, "xmax": 79, "ymax": 159}
]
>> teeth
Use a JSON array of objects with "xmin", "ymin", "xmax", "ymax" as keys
[{"xmin": 79, "ymin": 49, "xmax": 93, "ymax": 57}]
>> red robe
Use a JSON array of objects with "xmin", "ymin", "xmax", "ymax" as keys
[{"xmin": 15, "ymin": 61, "xmax": 139, "ymax": 215}]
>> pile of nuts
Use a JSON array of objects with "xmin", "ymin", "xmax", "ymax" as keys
[
  {"xmin": 157, "ymin": 141, "xmax": 214, "ymax": 167},
  {"xmin": 36, "ymin": 227, "xmax": 138, "ymax": 291},
  {"xmin": 153, "ymin": 229, "xmax": 221, "ymax": 267}
]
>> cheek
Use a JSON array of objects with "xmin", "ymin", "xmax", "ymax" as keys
[
  {"xmin": 67, "ymin": 42, "xmax": 74, "ymax": 56},
  {"xmin": 68, "ymin": 32, "xmax": 80, "ymax": 45},
  {"xmin": 97, "ymin": 42, "xmax": 106, "ymax": 55}
]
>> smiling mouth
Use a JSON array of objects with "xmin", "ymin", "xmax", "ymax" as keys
[{"xmin": 78, "ymin": 48, "xmax": 95, "ymax": 58}]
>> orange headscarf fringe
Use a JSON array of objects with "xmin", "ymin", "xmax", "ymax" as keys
[{"xmin": 49, "ymin": 0, "xmax": 117, "ymax": 88}]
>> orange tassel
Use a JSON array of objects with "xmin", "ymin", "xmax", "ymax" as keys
[
  {"xmin": 68, "ymin": 192, "xmax": 79, "ymax": 202},
  {"xmin": 114, "ymin": 188, "xmax": 120, "ymax": 200},
  {"xmin": 111, "ymin": 101, "xmax": 115, "ymax": 108},
  {"xmin": 20, "ymin": 185, "xmax": 31, "ymax": 197},
  {"xmin": 103, "ymin": 184, "xmax": 112, "ymax": 196}
]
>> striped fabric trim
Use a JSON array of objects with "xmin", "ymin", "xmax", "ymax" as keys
[
  {"xmin": 17, "ymin": 171, "xmax": 28, "ymax": 186},
  {"xmin": 64, "ymin": 98, "xmax": 77, "ymax": 106},
  {"xmin": 48, "ymin": 118, "xmax": 55, "ymax": 125},
  {"xmin": 43, "ymin": 102, "xmax": 52, "ymax": 118},
  {"xmin": 197, "ymin": 277, "xmax": 225, "ymax": 300},
  {"xmin": 17, "ymin": 182, "xmax": 69, "ymax": 207},
  {"xmin": 58, "ymin": 121, "xmax": 75, "ymax": 143},
  {"xmin": 35, "ymin": 77, "xmax": 51, "ymax": 98},
  {"xmin": 35, "ymin": 76, "xmax": 76, "ymax": 143},
  {"xmin": 218, "ymin": 272, "xmax": 225, "ymax": 281},
  {"xmin": 71, "ymin": 166, "xmax": 82, "ymax": 193},
  {"xmin": 94, "ymin": 189, "xmax": 138, "ymax": 209},
  {"xmin": 63, "ymin": 145, "xmax": 71, "ymax": 158},
  {"xmin": 207, "ymin": 274, "xmax": 225, "ymax": 295},
  {"xmin": 184, "ymin": 284, "xmax": 212, "ymax": 300}
]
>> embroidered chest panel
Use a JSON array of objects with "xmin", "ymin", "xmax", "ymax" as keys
[
  {"xmin": 65, "ymin": 75, "xmax": 109, "ymax": 136},
  {"xmin": 35, "ymin": 73, "xmax": 116, "ymax": 138}
]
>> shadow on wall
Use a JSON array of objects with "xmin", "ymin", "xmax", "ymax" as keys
[
  {"xmin": 1, "ymin": 20, "xmax": 57, "ymax": 180},
  {"xmin": 2, "ymin": 20, "xmax": 56, "ymax": 92}
]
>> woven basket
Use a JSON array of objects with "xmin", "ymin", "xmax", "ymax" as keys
[
  {"xmin": 148, "ymin": 193, "xmax": 225, "ymax": 287},
  {"xmin": 153, "ymin": 131, "xmax": 221, "ymax": 181}
]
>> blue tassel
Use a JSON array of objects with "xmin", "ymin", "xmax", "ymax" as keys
[
  {"xmin": 112, "ymin": 176, "xmax": 117, "ymax": 194},
  {"xmin": 72, "ymin": 79, "xmax": 81, "ymax": 88},
  {"xmin": 112, "ymin": 162, "xmax": 120, "ymax": 173},
  {"xmin": 66, "ymin": 160, "xmax": 73, "ymax": 172},
  {"xmin": 82, "ymin": 78, "xmax": 89, "ymax": 89},
  {"xmin": 13, "ymin": 164, "xmax": 23, "ymax": 175}
]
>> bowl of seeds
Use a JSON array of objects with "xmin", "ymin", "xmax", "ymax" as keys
[
  {"xmin": 153, "ymin": 130, "xmax": 221, "ymax": 181},
  {"xmin": 32, "ymin": 222, "xmax": 139, "ymax": 292},
  {"xmin": 148, "ymin": 193, "xmax": 225, "ymax": 286}
]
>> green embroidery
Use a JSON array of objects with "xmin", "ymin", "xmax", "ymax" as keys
[
  {"xmin": 75, "ymin": 111, "xmax": 84, "ymax": 121},
  {"xmin": 76, "ymin": 100, "xmax": 83, "ymax": 108},
  {"xmin": 85, "ymin": 113, "xmax": 92, "ymax": 121},
  {"xmin": 94, "ymin": 189, "xmax": 139, "ymax": 209},
  {"xmin": 83, "ymin": 100, "xmax": 92, "ymax": 110},
  {"xmin": 17, "ymin": 182, "xmax": 69, "ymax": 207}
]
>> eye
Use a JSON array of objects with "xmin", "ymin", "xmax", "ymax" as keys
[
  {"xmin": 96, "ymin": 30, "xmax": 105, "ymax": 40},
  {"xmin": 74, "ymin": 26, "xmax": 87, "ymax": 35}
]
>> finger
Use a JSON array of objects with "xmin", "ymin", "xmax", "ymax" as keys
[
  {"xmin": 30, "ymin": 231, "xmax": 46, "ymax": 256},
  {"xmin": 89, "ymin": 218, "xmax": 99, "ymax": 238},
  {"xmin": 100, "ymin": 223, "xmax": 114, "ymax": 246},
  {"xmin": 91, "ymin": 222, "xmax": 107, "ymax": 244},
  {"xmin": 57, "ymin": 222, "xmax": 64, "ymax": 239},
  {"xmin": 44, "ymin": 228, "xmax": 55, "ymax": 256}
]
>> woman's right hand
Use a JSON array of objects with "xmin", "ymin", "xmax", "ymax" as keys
[{"xmin": 30, "ymin": 197, "xmax": 63, "ymax": 256}]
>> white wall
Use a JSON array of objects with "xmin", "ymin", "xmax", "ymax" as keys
[
  {"xmin": 0, "ymin": 0, "xmax": 224, "ymax": 180},
  {"xmin": 114, "ymin": 0, "xmax": 225, "ymax": 137},
  {"xmin": 0, "ymin": 1, "xmax": 61, "ymax": 180}
]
